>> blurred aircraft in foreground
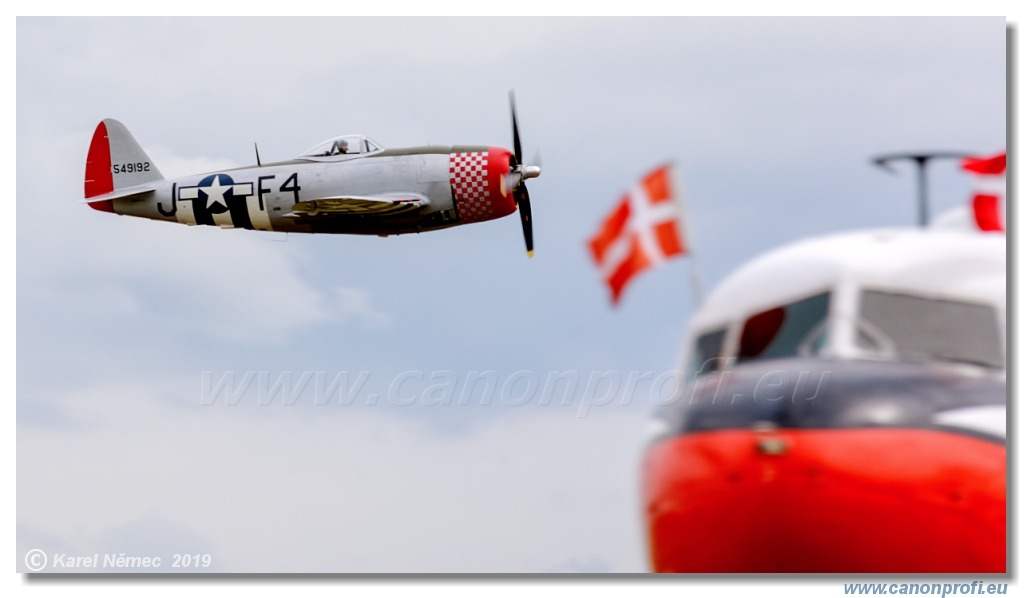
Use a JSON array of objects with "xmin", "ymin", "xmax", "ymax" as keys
[
  {"xmin": 643, "ymin": 152, "xmax": 1006, "ymax": 572},
  {"xmin": 83, "ymin": 95, "xmax": 540, "ymax": 256}
]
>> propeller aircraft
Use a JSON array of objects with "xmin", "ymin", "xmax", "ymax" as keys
[
  {"xmin": 644, "ymin": 151, "xmax": 1007, "ymax": 573},
  {"xmin": 83, "ymin": 96, "xmax": 541, "ymax": 255}
]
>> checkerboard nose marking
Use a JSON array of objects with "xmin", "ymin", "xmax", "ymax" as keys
[{"xmin": 449, "ymin": 151, "xmax": 493, "ymax": 223}]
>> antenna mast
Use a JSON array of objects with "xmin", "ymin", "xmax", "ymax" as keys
[{"xmin": 871, "ymin": 151, "xmax": 973, "ymax": 227}]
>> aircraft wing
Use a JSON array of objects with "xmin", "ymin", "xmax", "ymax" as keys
[{"xmin": 286, "ymin": 193, "xmax": 429, "ymax": 218}]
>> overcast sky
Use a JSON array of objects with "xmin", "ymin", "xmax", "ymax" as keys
[{"xmin": 16, "ymin": 16, "xmax": 1006, "ymax": 576}]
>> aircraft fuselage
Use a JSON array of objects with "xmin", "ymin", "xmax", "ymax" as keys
[{"xmin": 91, "ymin": 146, "xmax": 516, "ymax": 237}]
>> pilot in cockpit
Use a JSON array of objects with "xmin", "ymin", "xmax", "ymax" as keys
[{"xmin": 330, "ymin": 139, "xmax": 349, "ymax": 155}]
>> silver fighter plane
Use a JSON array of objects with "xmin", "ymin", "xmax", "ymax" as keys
[{"xmin": 84, "ymin": 97, "xmax": 541, "ymax": 255}]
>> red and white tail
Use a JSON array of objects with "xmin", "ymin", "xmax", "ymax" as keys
[{"xmin": 84, "ymin": 119, "xmax": 163, "ymax": 211}]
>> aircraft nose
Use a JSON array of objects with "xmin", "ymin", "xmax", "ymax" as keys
[{"xmin": 448, "ymin": 147, "xmax": 517, "ymax": 224}]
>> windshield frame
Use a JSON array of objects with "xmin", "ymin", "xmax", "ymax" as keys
[
  {"xmin": 299, "ymin": 134, "xmax": 384, "ymax": 161},
  {"xmin": 853, "ymin": 288, "xmax": 1004, "ymax": 369}
]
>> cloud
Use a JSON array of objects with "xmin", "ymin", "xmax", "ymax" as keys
[
  {"xmin": 331, "ymin": 287, "xmax": 394, "ymax": 329},
  {"xmin": 24, "ymin": 217, "xmax": 385, "ymax": 346},
  {"xmin": 18, "ymin": 381, "xmax": 650, "ymax": 573}
]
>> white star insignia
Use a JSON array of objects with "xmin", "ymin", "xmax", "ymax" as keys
[{"xmin": 203, "ymin": 175, "xmax": 228, "ymax": 209}]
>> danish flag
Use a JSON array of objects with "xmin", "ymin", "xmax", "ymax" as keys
[
  {"xmin": 588, "ymin": 165, "xmax": 687, "ymax": 304},
  {"xmin": 962, "ymin": 151, "xmax": 1006, "ymax": 232}
]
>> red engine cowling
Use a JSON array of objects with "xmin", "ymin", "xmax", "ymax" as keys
[{"xmin": 448, "ymin": 147, "xmax": 517, "ymax": 223}]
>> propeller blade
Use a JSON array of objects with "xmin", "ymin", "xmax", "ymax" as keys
[
  {"xmin": 517, "ymin": 184, "xmax": 534, "ymax": 257},
  {"xmin": 509, "ymin": 90, "xmax": 536, "ymax": 257},
  {"xmin": 510, "ymin": 91, "xmax": 523, "ymax": 165}
]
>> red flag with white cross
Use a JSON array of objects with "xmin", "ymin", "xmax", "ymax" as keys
[
  {"xmin": 588, "ymin": 165, "xmax": 688, "ymax": 305},
  {"xmin": 961, "ymin": 151, "xmax": 1006, "ymax": 232}
]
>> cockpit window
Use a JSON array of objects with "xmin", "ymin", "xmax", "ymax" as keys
[
  {"xmin": 688, "ymin": 328, "xmax": 728, "ymax": 378},
  {"xmin": 300, "ymin": 135, "xmax": 382, "ymax": 158},
  {"xmin": 857, "ymin": 290, "xmax": 1003, "ymax": 368},
  {"xmin": 737, "ymin": 292, "xmax": 830, "ymax": 362}
]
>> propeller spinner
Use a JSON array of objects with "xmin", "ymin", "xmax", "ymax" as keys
[{"xmin": 508, "ymin": 91, "xmax": 541, "ymax": 257}]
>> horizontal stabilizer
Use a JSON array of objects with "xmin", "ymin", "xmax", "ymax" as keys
[
  {"xmin": 82, "ymin": 183, "xmax": 156, "ymax": 204},
  {"xmin": 287, "ymin": 193, "xmax": 429, "ymax": 218}
]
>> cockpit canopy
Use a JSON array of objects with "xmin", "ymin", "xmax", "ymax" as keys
[
  {"xmin": 682, "ymin": 229, "xmax": 1006, "ymax": 379},
  {"xmin": 687, "ymin": 289, "xmax": 1004, "ymax": 379},
  {"xmin": 300, "ymin": 134, "xmax": 383, "ymax": 158}
]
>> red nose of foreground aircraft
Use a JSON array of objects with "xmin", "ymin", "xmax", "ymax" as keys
[
  {"xmin": 643, "ymin": 166, "xmax": 1006, "ymax": 573},
  {"xmin": 84, "ymin": 94, "xmax": 541, "ymax": 255}
]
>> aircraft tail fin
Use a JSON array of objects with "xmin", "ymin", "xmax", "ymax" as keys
[{"xmin": 85, "ymin": 119, "xmax": 164, "ymax": 199}]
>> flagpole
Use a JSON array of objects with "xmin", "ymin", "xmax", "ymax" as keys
[
  {"xmin": 669, "ymin": 163, "xmax": 706, "ymax": 306},
  {"xmin": 687, "ymin": 246, "xmax": 706, "ymax": 305}
]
